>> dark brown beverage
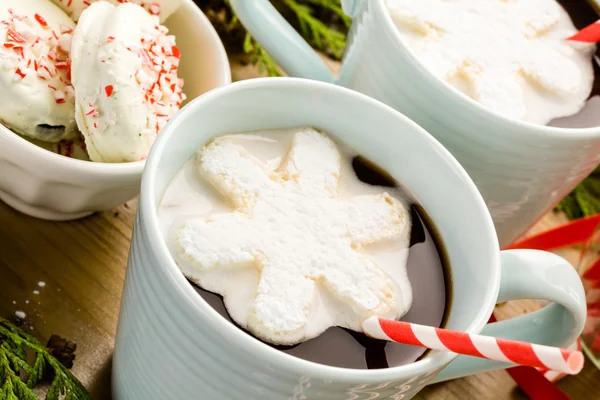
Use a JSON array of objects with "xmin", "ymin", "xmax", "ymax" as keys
[{"xmin": 191, "ymin": 156, "xmax": 452, "ymax": 369}]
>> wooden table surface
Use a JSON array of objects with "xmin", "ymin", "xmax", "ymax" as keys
[{"xmin": 1, "ymin": 54, "xmax": 599, "ymax": 400}]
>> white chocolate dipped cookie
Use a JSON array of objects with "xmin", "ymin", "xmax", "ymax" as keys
[
  {"xmin": 173, "ymin": 128, "xmax": 412, "ymax": 346},
  {"xmin": 0, "ymin": 0, "xmax": 76, "ymax": 142},
  {"xmin": 49, "ymin": 0, "xmax": 182, "ymax": 23},
  {"xmin": 71, "ymin": 2, "xmax": 185, "ymax": 163}
]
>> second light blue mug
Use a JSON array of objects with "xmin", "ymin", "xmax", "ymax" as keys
[
  {"xmin": 230, "ymin": 0, "xmax": 600, "ymax": 248},
  {"xmin": 112, "ymin": 78, "xmax": 586, "ymax": 399}
]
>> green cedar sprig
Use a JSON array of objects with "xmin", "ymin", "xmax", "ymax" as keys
[
  {"xmin": 556, "ymin": 166, "xmax": 600, "ymax": 220},
  {"xmin": 301, "ymin": 0, "xmax": 352, "ymax": 28},
  {"xmin": 243, "ymin": 33, "xmax": 283, "ymax": 77},
  {"xmin": 0, "ymin": 318, "xmax": 90, "ymax": 400},
  {"xmin": 224, "ymin": 0, "xmax": 348, "ymax": 76},
  {"xmin": 281, "ymin": 0, "xmax": 348, "ymax": 59}
]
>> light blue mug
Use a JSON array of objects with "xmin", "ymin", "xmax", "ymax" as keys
[
  {"xmin": 229, "ymin": 0, "xmax": 600, "ymax": 248},
  {"xmin": 112, "ymin": 78, "xmax": 586, "ymax": 399}
]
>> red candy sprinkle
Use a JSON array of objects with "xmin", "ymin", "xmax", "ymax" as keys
[
  {"xmin": 35, "ymin": 14, "xmax": 48, "ymax": 27},
  {"xmin": 105, "ymin": 85, "xmax": 114, "ymax": 97},
  {"xmin": 60, "ymin": 25, "xmax": 73, "ymax": 34},
  {"xmin": 66, "ymin": 59, "xmax": 72, "ymax": 81},
  {"xmin": 171, "ymin": 46, "xmax": 180, "ymax": 59},
  {"xmin": 7, "ymin": 28, "xmax": 26, "ymax": 44},
  {"xmin": 2, "ymin": 9, "xmax": 74, "ymax": 107},
  {"xmin": 149, "ymin": 4, "xmax": 161, "ymax": 16}
]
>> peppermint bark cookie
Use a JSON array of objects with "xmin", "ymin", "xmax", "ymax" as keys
[
  {"xmin": 71, "ymin": 2, "xmax": 184, "ymax": 162},
  {"xmin": 50, "ymin": 0, "xmax": 182, "ymax": 23},
  {"xmin": 0, "ymin": 0, "xmax": 76, "ymax": 142}
]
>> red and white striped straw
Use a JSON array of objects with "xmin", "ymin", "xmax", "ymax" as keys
[
  {"xmin": 567, "ymin": 20, "xmax": 600, "ymax": 43},
  {"xmin": 362, "ymin": 317, "xmax": 584, "ymax": 375}
]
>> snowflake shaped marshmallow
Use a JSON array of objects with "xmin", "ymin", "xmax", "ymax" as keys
[
  {"xmin": 387, "ymin": 0, "xmax": 594, "ymax": 124},
  {"xmin": 176, "ymin": 129, "xmax": 410, "ymax": 345}
]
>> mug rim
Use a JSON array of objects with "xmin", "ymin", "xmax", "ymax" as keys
[
  {"xmin": 373, "ymin": 0, "xmax": 600, "ymax": 139},
  {"xmin": 140, "ymin": 77, "xmax": 501, "ymax": 382},
  {"xmin": 0, "ymin": 0, "xmax": 231, "ymax": 178}
]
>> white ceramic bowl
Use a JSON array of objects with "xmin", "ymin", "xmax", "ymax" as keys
[{"xmin": 0, "ymin": 0, "xmax": 231, "ymax": 221}]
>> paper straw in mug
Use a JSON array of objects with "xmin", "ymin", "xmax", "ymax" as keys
[
  {"xmin": 567, "ymin": 20, "xmax": 600, "ymax": 43},
  {"xmin": 362, "ymin": 317, "xmax": 584, "ymax": 375}
]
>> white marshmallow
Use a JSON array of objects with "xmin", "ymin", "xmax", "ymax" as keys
[
  {"xmin": 71, "ymin": 2, "xmax": 185, "ymax": 163},
  {"xmin": 386, "ymin": 0, "xmax": 595, "ymax": 125},
  {"xmin": 49, "ymin": 0, "xmax": 182, "ymax": 22},
  {"xmin": 173, "ymin": 128, "xmax": 412, "ymax": 345},
  {"xmin": 0, "ymin": 0, "xmax": 76, "ymax": 142}
]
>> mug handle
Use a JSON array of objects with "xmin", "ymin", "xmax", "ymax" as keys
[
  {"xmin": 431, "ymin": 249, "xmax": 586, "ymax": 383},
  {"xmin": 228, "ymin": 0, "xmax": 360, "ymax": 82}
]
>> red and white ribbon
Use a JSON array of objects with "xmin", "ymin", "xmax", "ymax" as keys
[
  {"xmin": 567, "ymin": 20, "xmax": 600, "ymax": 43},
  {"xmin": 362, "ymin": 317, "xmax": 584, "ymax": 375}
]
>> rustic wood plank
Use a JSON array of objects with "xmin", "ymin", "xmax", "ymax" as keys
[{"xmin": 0, "ymin": 54, "xmax": 596, "ymax": 399}]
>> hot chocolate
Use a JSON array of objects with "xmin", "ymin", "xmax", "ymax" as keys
[
  {"xmin": 386, "ymin": 0, "xmax": 596, "ymax": 125},
  {"xmin": 158, "ymin": 127, "xmax": 451, "ymax": 368}
]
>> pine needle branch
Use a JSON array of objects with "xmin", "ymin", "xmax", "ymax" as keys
[
  {"xmin": 556, "ymin": 166, "xmax": 600, "ymax": 219},
  {"xmin": 301, "ymin": 0, "xmax": 352, "ymax": 28},
  {"xmin": 281, "ymin": 0, "xmax": 347, "ymax": 59},
  {"xmin": 215, "ymin": 0, "xmax": 348, "ymax": 75},
  {"xmin": 243, "ymin": 33, "xmax": 283, "ymax": 77},
  {"xmin": 0, "ymin": 318, "xmax": 90, "ymax": 400}
]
